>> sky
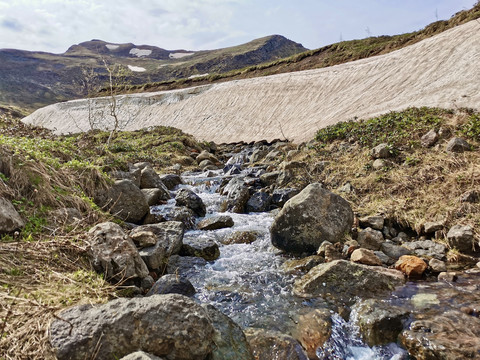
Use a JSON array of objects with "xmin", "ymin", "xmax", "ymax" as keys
[{"xmin": 0, "ymin": 0, "xmax": 477, "ymax": 53}]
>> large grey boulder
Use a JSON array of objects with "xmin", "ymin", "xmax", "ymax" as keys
[
  {"xmin": 135, "ymin": 222, "xmax": 185, "ymax": 271},
  {"xmin": 447, "ymin": 224, "xmax": 476, "ymax": 253},
  {"xmin": 146, "ymin": 274, "xmax": 196, "ymax": 297},
  {"xmin": 0, "ymin": 197, "xmax": 25, "ymax": 233},
  {"xmin": 220, "ymin": 177, "xmax": 250, "ymax": 214},
  {"xmin": 270, "ymin": 183, "xmax": 354, "ymax": 254},
  {"xmin": 49, "ymin": 294, "xmax": 215, "ymax": 360},
  {"xmin": 175, "ymin": 189, "xmax": 206, "ymax": 217},
  {"xmin": 159, "ymin": 174, "xmax": 183, "ymax": 190},
  {"xmin": 246, "ymin": 191, "xmax": 272, "ymax": 213},
  {"xmin": 244, "ymin": 328, "xmax": 308, "ymax": 360},
  {"xmin": 139, "ymin": 166, "xmax": 170, "ymax": 195},
  {"xmin": 293, "ymin": 260, "xmax": 405, "ymax": 304},
  {"xmin": 141, "ymin": 188, "xmax": 167, "ymax": 206},
  {"xmin": 203, "ymin": 305, "xmax": 254, "ymax": 360},
  {"xmin": 94, "ymin": 179, "xmax": 149, "ymax": 224},
  {"xmin": 88, "ymin": 222, "xmax": 149, "ymax": 283}
]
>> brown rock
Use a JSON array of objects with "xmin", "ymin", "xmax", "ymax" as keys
[
  {"xmin": 351, "ymin": 248, "xmax": 382, "ymax": 266},
  {"xmin": 395, "ymin": 255, "xmax": 427, "ymax": 278},
  {"xmin": 244, "ymin": 328, "xmax": 308, "ymax": 360},
  {"xmin": 292, "ymin": 309, "xmax": 332, "ymax": 360},
  {"xmin": 222, "ymin": 231, "xmax": 258, "ymax": 245}
]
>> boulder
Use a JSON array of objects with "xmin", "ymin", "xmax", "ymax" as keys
[
  {"xmin": 423, "ymin": 221, "xmax": 443, "ymax": 234},
  {"xmin": 282, "ymin": 256, "xmax": 325, "ymax": 274},
  {"xmin": 0, "ymin": 197, "xmax": 25, "ymax": 233},
  {"xmin": 120, "ymin": 352, "xmax": 163, "ymax": 360},
  {"xmin": 94, "ymin": 180, "xmax": 149, "ymax": 224},
  {"xmin": 291, "ymin": 309, "xmax": 332, "ymax": 359},
  {"xmin": 371, "ymin": 143, "xmax": 392, "ymax": 159},
  {"xmin": 167, "ymin": 255, "xmax": 207, "ymax": 276},
  {"xmin": 421, "ymin": 129, "xmax": 439, "ymax": 147},
  {"xmin": 271, "ymin": 188, "xmax": 300, "ymax": 208},
  {"xmin": 246, "ymin": 192, "xmax": 272, "ymax": 213},
  {"xmin": 294, "ymin": 260, "xmax": 405, "ymax": 304},
  {"xmin": 244, "ymin": 328, "xmax": 308, "ymax": 360},
  {"xmin": 159, "ymin": 174, "xmax": 183, "ymax": 190},
  {"xmin": 447, "ymin": 224, "xmax": 476, "ymax": 253},
  {"xmin": 164, "ymin": 207, "xmax": 196, "ymax": 229},
  {"xmin": 395, "ymin": 255, "xmax": 428, "ymax": 278},
  {"xmin": 203, "ymin": 305, "xmax": 254, "ymax": 360},
  {"xmin": 175, "ymin": 189, "xmax": 206, "ymax": 217},
  {"xmin": 135, "ymin": 222, "xmax": 184, "ymax": 271},
  {"xmin": 87, "ymin": 222, "xmax": 149, "ymax": 283},
  {"xmin": 181, "ymin": 238, "xmax": 220, "ymax": 261},
  {"xmin": 402, "ymin": 240, "xmax": 446, "ymax": 260},
  {"xmin": 359, "ymin": 216, "xmax": 384, "ymax": 231},
  {"xmin": 197, "ymin": 215, "xmax": 234, "ymax": 231},
  {"xmin": 270, "ymin": 183, "xmax": 354, "ymax": 254},
  {"xmin": 146, "ymin": 274, "xmax": 196, "ymax": 297},
  {"xmin": 446, "ymin": 137, "xmax": 471, "ymax": 153},
  {"xmin": 141, "ymin": 188, "xmax": 166, "ymax": 206},
  {"xmin": 110, "ymin": 170, "xmax": 140, "ymax": 187},
  {"xmin": 356, "ymin": 227, "xmax": 384, "ymax": 251},
  {"xmin": 401, "ymin": 310, "xmax": 480, "ymax": 360},
  {"xmin": 350, "ymin": 248, "xmax": 382, "ymax": 266},
  {"xmin": 49, "ymin": 294, "xmax": 215, "ymax": 360},
  {"xmin": 139, "ymin": 167, "xmax": 171, "ymax": 200},
  {"xmin": 196, "ymin": 150, "xmax": 219, "ymax": 164},
  {"xmin": 222, "ymin": 231, "xmax": 258, "ymax": 245},
  {"xmin": 429, "ymin": 258, "xmax": 447, "ymax": 273},
  {"xmin": 354, "ymin": 299, "xmax": 410, "ymax": 347}
]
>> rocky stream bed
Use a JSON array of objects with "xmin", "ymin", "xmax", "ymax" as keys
[{"xmin": 38, "ymin": 141, "xmax": 480, "ymax": 360}]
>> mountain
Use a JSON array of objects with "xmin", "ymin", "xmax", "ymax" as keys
[{"xmin": 0, "ymin": 35, "xmax": 307, "ymax": 110}]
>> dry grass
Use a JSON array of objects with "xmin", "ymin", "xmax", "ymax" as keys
[{"xmin": 0, "ymin": 239, "xmax": 116, "ymax": 359}]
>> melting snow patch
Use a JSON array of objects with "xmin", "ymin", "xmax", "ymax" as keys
[
  {"xmin": 129, "ymin": 48, "xmax": 152, "ymax": 57},
  {"xmin": 128, "ymin": 65, "xmax": 146, "ymax": 72},
  {"xmin": 169, "ymin": 52, "xmax": 194, "ymax": 59},
  {"xmin": 105, "ymin": 44, "xmax": 119, "ymax": 50}
]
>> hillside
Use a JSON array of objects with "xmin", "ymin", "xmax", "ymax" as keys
[
  {"xmin": 23, "ymin": 19, "xmax": 480, "ymax": 143},
  {"xmin": 0, "ymin": 35, "xmax": 307, "ymax": 110}
]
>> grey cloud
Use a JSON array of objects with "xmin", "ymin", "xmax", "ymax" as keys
[{"xmin": 1, "ymin": 18, "xmax": 23, "ymax": 32}]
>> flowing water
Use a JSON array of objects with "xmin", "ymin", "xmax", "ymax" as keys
[{"xmin": 152, "ymin": 166, "xmax": 478, "ymax": 359}]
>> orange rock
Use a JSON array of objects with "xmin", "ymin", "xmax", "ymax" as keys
[{"xmin": 395, "ymin": 255, "xmax": 427, "ymax": 278}]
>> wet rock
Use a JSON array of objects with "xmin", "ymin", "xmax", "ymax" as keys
[
  {"xmin": 164, "ymin": 207, "xmax": 196, "ymax": 229},
  {"xmin": 354, "ymin": 299, "xmax": 410, "ymax": 347},
  {"xmin": 292, "ymin": 309, "xmax": 332, "ymax": 359},
  {"xmin": 350, "ymin": 248, "xmax": 382, "ymax": 266},
  {"xmin": 447, "ymin": 224, "xmax": 476, "ymax": 253},
  {"xmin": 246, "ymin": 191, "xmax": 272, "ymax": 213},
  {"xmin": 167, "ymin": 255, "xmax": 207, "ymax": 275},
  {"xmin": 421, "ymin": 129, "xmax": 438, "ymax": 147},
  {"xmin": 401, "ymin": 310, "xmax": 480, "ymax": 360},
  {"xmin": 197, "ymin": 215, "xmax": 234, "ymax": 231},
  {"xmin": 402, "ymin": 240, "xmax": 446, "ymax": 260},
  {"xmin": 49, "ymin": 294, "xmax": 215, "ymax": 360},
  {"xmin": 120, "ymin": 352, "xmax": 163, "ymax": 360},
  {"xmin": 203, "ymin": 305, "xmax": 254, "ymax": 360},
  {"xmin": 135, "ymin": 222, "xmax": 184, "ymax": 271},
  {"xmin": 159, "ymin": 174, "xmax": 182, "ymax": 190},
  {"xmin": 395, "ymin": 255, "xmax": 427, "ymax": 278},
  {"xmin": 175, "ymin": 188, "xmax": 206, "ymax": 217},
  {"xmin": 181, "ymin": 238, "xmax": 220, "ymax": 261},
  {"xmin": 429, "ymin": 258, "xmax": 447, "ymax": 273},
  {"xmin": 141, "ymin": 188, "xmax": 166, "ymax": 206},
  {"xmin": 270, "ymin": 183, "xmax": 354, "ymax": 255},
  {"xmin": 359, "ymin": 216, "xmax": 384, "ymax": 231},
  {"xmin": 146, "ymin": 274, "xmax": 196, "ymax": 297},
  {"xmin": 271, "ymin": 189, "xmax": 300, "ymax": 208},
  {"xmin": 94, "ymin": 180, "xmax": 149, "ymax": 224},
  {"xmin": 88, "ymin": 222, "xmax": 149, "ymax": 283},
  {"xmin": 294, "ymin": 260, "xmax": 405, "ymax": 304},
  {"xmin": 357, "ymin": 227, "xmax": 384, "ymax": 251},
  {"xmin": 446, "ymin": 137, "xmax": 471, "ymax": 153},
  {"xmin": 223, "ymin": 164, "xmax": 242, "ymax": 176},
  {"xmin": 438, "ymin": 271, "xmax": 458, "ymax": 282},
  {"xmin": 371, "ymin": 143, "xmax": 392, "ymax": 159},
  {"xmin": 222, "ymin": 231, "xmax": 258, "ymax": 245},
  {"xmin": 221, "ymin": 178, "xmax": 250, "ymax": 213},
  {"xmin": 244, "ymin": 328, "xmax": 308, "ymax": 360},
  {"xmin": 282, "ymin": 255, "xmax": 325, "ymax": 274}
]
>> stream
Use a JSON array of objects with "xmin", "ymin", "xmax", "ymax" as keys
[{"xmin": 152, "ymin": 161, "xmax": 480, "ymax": 359}]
